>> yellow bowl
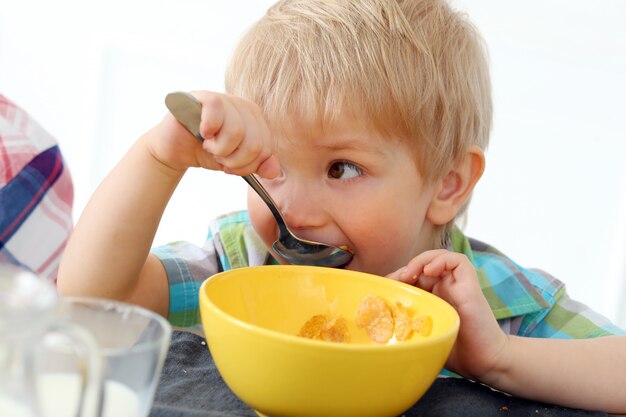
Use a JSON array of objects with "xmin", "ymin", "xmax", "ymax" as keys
[{"xmin": 199, "ymin": 265, "xmax": 459, "ymax": 417}]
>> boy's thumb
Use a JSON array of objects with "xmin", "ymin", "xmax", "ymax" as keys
[{"xmin": 256, "ymin": 154, "xmax": 281, "ymax": 179}]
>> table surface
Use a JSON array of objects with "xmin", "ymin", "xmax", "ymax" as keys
[{"xmin": 148, "ymin": 331, "xmax": 610, "ymax": 417}]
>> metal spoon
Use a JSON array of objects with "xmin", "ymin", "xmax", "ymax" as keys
[{"xmin": 164, "ymin": 91, "xmax": 353, "ymax": 268}]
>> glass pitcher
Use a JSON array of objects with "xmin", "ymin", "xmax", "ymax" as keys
[
  {"xmin": 0, "ymin": 264, "xmax": 104, "ymax": 417},
  {"xmin": 47, "ymin": 297, "xmax": 172, "ymax": 417}
]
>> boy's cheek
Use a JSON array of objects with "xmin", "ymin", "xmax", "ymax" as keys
[{"xmin": 247, "ymin": 190, "xmax": 278, "ymax": 250}]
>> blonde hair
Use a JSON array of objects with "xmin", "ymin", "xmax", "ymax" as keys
[{"xmin": 226, "ymin": 0, "xmax": 492, "ymax": 243}]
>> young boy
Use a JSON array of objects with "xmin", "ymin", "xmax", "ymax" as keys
[{"xmin": 58, "ymin": 0, "xmax": 626, "ymax": 413}]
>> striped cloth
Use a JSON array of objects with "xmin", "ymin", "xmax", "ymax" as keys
[
  {"xmin": 153, "ymin": 210, "xmax": 625, "ymax": 338},
  {"xmin": 0, "ymin": 94, "xmax": 74, "ymax": 282}
]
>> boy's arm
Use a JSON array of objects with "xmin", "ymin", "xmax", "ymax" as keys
[
  {"xmin": 388, "ymin": 249, "xmax": 626, "ymax": 414},
  {"xmin": 487, "ymin": 335, "xmax": 626, "ymax": 413},
  {"xmin": 58, "ymin": 129, "xmax": 182, "ymax": 316},
  {"xmin": 58, "ymin": 92, "xmax": 280, "ymax": 317}
]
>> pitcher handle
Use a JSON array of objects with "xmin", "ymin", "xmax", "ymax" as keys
[{"xmin": 36, "ymin": 321, "xmax": 105, "ymax": 417}]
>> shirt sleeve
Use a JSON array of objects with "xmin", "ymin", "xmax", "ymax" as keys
[
  {"xmin": 520, "ymin": 286, "xmax": 626, "ymax": 338},
  {"xmin": 151, "ymin": 239, "xmax": 221, "ymax": 328}
]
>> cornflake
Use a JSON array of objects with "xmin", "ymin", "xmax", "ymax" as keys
[
  {"xmin": 356, "ymin": 295, "xmax": 434, "ymax": 343},
  {"xmin": 355, "ymin": 294, "xmax": 395, "ymax": 343},
  {"xmin": 298, "ymin": 314, "xmax": 350, "ymax": 343},
  {"xmin": 297, "ymin": 294, "xmax": 433, "ymax": 344}
]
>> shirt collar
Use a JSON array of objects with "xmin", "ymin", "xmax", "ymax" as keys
[{"xmin": 449, "ymin": 227, "xmax": 551, "ymax": 320}]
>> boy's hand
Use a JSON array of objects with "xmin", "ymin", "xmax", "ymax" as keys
[
  {"xmin": 387, "ymin": 250, "xmax": 510, "ymax": 383},
  {"xmin": 149, "ymin": 91, "xmax": 280, "ymax": 179}
]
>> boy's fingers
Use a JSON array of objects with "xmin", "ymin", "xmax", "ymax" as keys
[
  {"xmin": 197, "ymin": 93, "xmax": 226, "ymax": 139},
  {"xmin": 194, "ymin": 93, "xmax": 277, "ymax": 177},
  {"xmin": 391, "ymin": 250, "xmax": 476, "ymax": 291},
  {"xmin": 202, "ymin": 101, "xmax": 244, "ymax": 158},
  {"xmin": 423, "ymin": 252, "xmax": 475, "ymax": 283},
  {"xmin": 221, "ymin": 153, "xmax": 279, "ymax": 178},
  {"xmin": 422, "ymin": 256, "xmax": 449, "ymax": 276},
  {"xmin": 385, "ymin": 250, "xmax": 444, "ymax": 283},
  {"xmin": 415, "ymin": 274, "xmax": 441, "ymax": 292},
  {"xmin": 403, "ymin": 249, "xmax": 448, "ymax": 276},
  {"xmin": 386, "ymin": 267, "xmax": 442, "ymax": 292},
  {"xmin": 385, "ymin": 268, "xmax": 404, "ymax": 281},
  {"xmin": 256, "ymin": 155, "xmax": 281, "ymax": 179},
  {"xmin": 214, "ymin": 107, "xmax": 273, "ymax": 172},
  {"xmin": 386, "ymin": 267, "xmax": 417, "ymax": 284}
]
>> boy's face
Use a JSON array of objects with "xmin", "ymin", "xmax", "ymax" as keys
[{"xmin": 247, "ymin": 114, "xmax": 440, "ymax": 276}]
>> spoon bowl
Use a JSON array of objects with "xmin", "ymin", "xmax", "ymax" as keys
[{"xmin": 165, "ymin": 91, "xmax": 354, "ymax": 268}]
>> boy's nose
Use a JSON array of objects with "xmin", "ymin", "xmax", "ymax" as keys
[{"xmin": 274, "ymin": 183, "xmax": 325, "ymax": 231}]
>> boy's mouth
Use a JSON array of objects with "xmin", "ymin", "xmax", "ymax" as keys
[
  {"xmin": 338, "ymin": 245, "xmax": 354, "ymax": 255},
  {"xmin": 336, "ymin": 246, "xmax": 353, "ymax": 270},
  {"xmin": 335, "ymin": 245, "xmax": 353, "ymax": 269},
  {"xmin": 271, "ymin": 239, "xmax": 352, "ymax": 268}
]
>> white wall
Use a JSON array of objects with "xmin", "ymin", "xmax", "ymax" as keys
[
  {"xmin": 1, "ymin": 0, "xmax": 625, "ymax": 327},
  {"xmin": 454, "ymin": 1, "xmax": 626, "ymax": 327}
]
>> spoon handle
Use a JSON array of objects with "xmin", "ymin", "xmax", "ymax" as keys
[
  {"xmin": 242, "ymin": 174, "xmax": 288, "ymax": 232},
  {"xmin": 165, "ymin": 91, "xmax": 290, "ymax": 238}
]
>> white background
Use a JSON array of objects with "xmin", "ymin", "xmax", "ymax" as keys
[{"xmin": 1, "ymin": 0, "xmax": 625, "ymax": 327}]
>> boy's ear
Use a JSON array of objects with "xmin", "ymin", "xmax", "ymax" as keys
[{"xmin": 426, "ymin": 145, "xmax": 485, "ymax": 225}]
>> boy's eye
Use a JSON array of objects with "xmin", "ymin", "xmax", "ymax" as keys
[{"xmin": 328, "ymin": 161, "xmax": 363, "ymax": 180}]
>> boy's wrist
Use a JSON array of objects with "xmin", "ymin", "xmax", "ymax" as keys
[
  {"xmin": 140, "ymin": 126, "xmax": 190, "ymax": 178},
  {"xmin": 475, "ymin": 333, "xmax": 515, "ymax": 390}
]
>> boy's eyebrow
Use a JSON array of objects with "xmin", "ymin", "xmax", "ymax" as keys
[{"xmin": 316, "ymin": 137, "xmax": 388, "ymax": 155}]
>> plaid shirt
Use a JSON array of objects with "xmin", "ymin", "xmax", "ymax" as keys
[
  {"xmin": 153, "ymin": 211, "xmax": 625, "ymax": 338},
  {"xmin": 0, "ymin": 94, "xmax": 74, "ymax": 282}
]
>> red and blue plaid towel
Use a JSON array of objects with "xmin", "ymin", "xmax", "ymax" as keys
[{"xmin": 0, "ymin": 94, "xmax": 74, "ymax": 282}]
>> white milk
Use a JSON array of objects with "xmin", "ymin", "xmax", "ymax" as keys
[
  {"xmin": 39, "ymin": 373, "xmax": 142, "ymax": 417},
  {"xmin": 0, "ymin": 394, "xmax": 31, "ymax": 417},
  {"xmin": 0, "ymin": 373, "xmax": 142, "ymax": 417}
]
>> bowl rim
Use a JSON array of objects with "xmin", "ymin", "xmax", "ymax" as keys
[{"xmin": 199, "ymin": 265, "xmax": 460, "ymax": 352}]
